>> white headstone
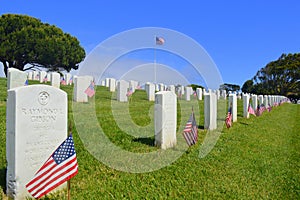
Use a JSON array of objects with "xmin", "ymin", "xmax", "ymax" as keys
[
  {"xmin": 32, "ymin": 71, "xmax": 39, "ymax": 81},
  {"xmin": 196, "ymin": 88, "xmax": 202, "ymax": 100},
  {"xmin": 264, "ymin": 95, "xmax": 269, "ymax": 107},
  {"xmin": 169, "ymin": 85, "xmax": 175, "ymax": 93},
  {"xmin": 251, "ymin": 94, "xmax": 258, "ymax": 111},
  {"xmin": 64, "ymin": 73, "xmax": 72, "ymax": 85},
  {"xmin": 159, "ymin": 83, "xmax": 164, "ymax": 91},
  {"xmin": 51, "ymin": 72, "xmax": 61, "ymax": 88},
  {"xmin": 27, "ymin": 71, "xmax": 33, "ymax": 80},
  {"xmin": 228, "ymin": 93, "xmax": 237, "ymax": 122},
  {"xmin": 129, "ymin": 80, "xmax": 138, "ymax": 92},
  {"xmin": 145, "ymin": 83, "xmax": 155, "ymax": 101},
  {"xmin": 6, "ymin": 85, "xmax": 67, "ymax": 199},
  {"xmin": 73, "ymin": 76, "xmax": 94, "ymax": 102},
  {"xmin": 222, "ymin": 90, "xmax": 227, "ymax": 99},
  {"xmin": 101, "ymin": 80, "xmax": 105, "ymax": 86},
  {"xmin": 243, "ymin": 94, "xmax": 250, "ymax": 118},
  {"xmin": 204, "ymin": 92, "xmax": 217, "ymax": 130},
  {"xmin": 117, "ymin": 80, "xmax": 129, "ymax": 102},
  {"xmin": 258, "ymin": 95, "xmax": 263, "ymax": 105},
  {"xmin": 184, "ymin": 87, "xmax": 192, "ymax": 101},
  {"xmin": 109, "ymin": 78, "xmax": 116, "ymax": 92},
  {"xmin": 216, "ymin": 90, "xmax": 220, "ymax": 100},
  {"xmin": 39, "ymin": 71, "xmax": 47, "ymax": 83},
  {"xmin": 155, "ymin": 91, "xmax": 177, "ymax": 149},
  {"xmin": 7, "ymin": 68, "xmax": 28, "ymax": 90}
]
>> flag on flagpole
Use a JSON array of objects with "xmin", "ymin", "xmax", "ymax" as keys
[
  {"xmin": 156, "ymin": 36, "xmax": 165, "ymax": 45},
  {"xmin": 182, "ymin": 109, "xmax": 198, "ymax": 146},
  {"xmin": 225, "ymin": 106, "xmax": 232, "ymax": 128},
  {"xmin": 85, "ymin": 81, "xmax": 95, "ymax": 97},
  {"xmin": 26, "ymin": 134, "xmax": 78, "ymax": 199}
]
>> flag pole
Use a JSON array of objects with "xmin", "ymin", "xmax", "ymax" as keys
[
  {"xmin": 67, "ymin": 180, "xmax": 71, "ymax": 200},
  {"xmin": 67, "ymin": 122, "xmax": 72, "ymax": 200},
  {"xmin": 154, "ymin": 35, "xmax": 157, "ymax": 84}
]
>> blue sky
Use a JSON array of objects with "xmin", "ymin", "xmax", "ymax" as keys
[{"xmin": 1, "ymin": 0, "xmax": 299, "ymax": 87}]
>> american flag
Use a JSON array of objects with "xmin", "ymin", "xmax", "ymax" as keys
[
  {"xmin": 156, "ymin": 36, "xmax": 165, "ymax": 45},
  {"xmin": 267, "ymin": 104, "xmax": 272, "ymax": 112},
  {"xmin": 69, "ymin": 77, "xmax": 73, "ymax": 85},
  {"xmin": 248, "ymin": 103, "xmax": 256, "ymax": 116},
  {"xmin": 43, "ymin": 75, "xmax": 48, "ymax": 83},
  {"xmin": 225, "ymin": 106, "xmax": 232, "ymax": 128},
  {"xmin": 26, "ymin": 134, "xmax": 78, "ymax": 199},
  {"xmin": 85, "ymin": 81, "xmax": 95, "ymax": 97},
  {"xmin": 60, "ymin": 77, "xmax": 66, "ymax": 85},
  {"xmin": 256, "ymin": 104, "xmax": 262, "ymax": 116},
  {"xmin": 126, "ymin": 87, "xmax": 133, "ymax": 97},
  {"xmin": 182, "ymin": 110, "xmax": 198, "ymax": 146},
  {"xmin": 24, "ymin": 79, "xmax": 29, "ymax": 86}
]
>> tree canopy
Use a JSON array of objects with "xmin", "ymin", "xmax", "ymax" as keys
[
  {"xmin": 219, "ymin": 83, "xmax": 240, "ymax": 93},
  {"xmin": 241, "ymin": 53, "xmax": 300, "ymax": 101},
  {"xmin": 0, "ymin": 14, "xmax": 85, "ymax": 76}
]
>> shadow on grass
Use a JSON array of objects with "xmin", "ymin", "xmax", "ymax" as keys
[
  {"xmin": 133, "ymin": 137, "xmax": 155, "ymax": 146},
  {"xmin": 239, "ymin": 122, "xmax": 249, "ymax": 126},
  {"xmin": 0, "ymin": 167, "xmax": 6, "ymax": 195},
  {"xmin": 198, "ymin": 125, "xmax": 204, "ymax": 130}
]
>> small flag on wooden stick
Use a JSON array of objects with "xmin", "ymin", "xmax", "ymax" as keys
[
  {"xmin": 26, "ymin": 134, "xmax": 78, "ymax": 199},
  {"xmin": 182, "ymin": 108, "xmax": 198, "ymax": 146}
]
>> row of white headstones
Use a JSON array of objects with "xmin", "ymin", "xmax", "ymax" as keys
[{"xmin": 5, "ymin": 68, "xmax": 287, "ymax": 199}]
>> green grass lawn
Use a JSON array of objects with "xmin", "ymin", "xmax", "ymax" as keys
[{"xmin": 0, "ymin": 77, "xmax": 299, "ymax": 199}]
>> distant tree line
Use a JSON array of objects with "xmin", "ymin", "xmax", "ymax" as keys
[
  {"xmin": 219, "ymin": 83, "xmax": 240, "ymax": 93},
  {"xmin": 241, "ymin": 53, "xmax": 300, "ymax": 102},
  {"xmin": 0, "ymin": 14, "xmax": 85, "ymax": 77}
]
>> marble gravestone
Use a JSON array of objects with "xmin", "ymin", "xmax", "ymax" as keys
[
  {"xmin": 184, "ymin": 87, "xmax": 192, "ymax": 101},
  {"xmin": 6, "ymin": 85, "xmax": 68, "ymax": 200},
  {"xmin": 109, "ymin": 78, "xmax": 116, "ymax": 92},
  {"xmin": 64, "ymin": 73, "xmax": 72, "ymax": 85},
  {"xmin": 51, "ymin": 72, "xmax": 61, "ymax": 88},
  {"xmin": 228, "ymin": 93, "xmax": 237, "ymax": 122},
  {"xmin": 32, "ymin": 71, "xmax": 39, "ymax": 81},
  {"xmin": 204, "ymin": 92, "xmax": 217, "ymax": 130},
  {"xmin": 251, "ymin": 94, "xmax": 258, "ymax": 111},
  {"xmin": 145, "ymin": 83, "xmax": 155, "ymax": 101},
  {"xmin": 39, "ymin": 71, "xmax": 47, "ymax": 83},
  {"xmin": 154, "ymin": 91, "xmax": 177, "ymax": 149},
  {"xmin": 73, "ymin": 76, "xmax": 94, "ymax": 102},
  {"xmin": 243, "ymin": 94, "xmax": 250, "ymax": 118},
  {"xmin": 7, "ymin": 68, "xmax": 28, "ymax": 90},
  {"xmin": 258, "ymin": 95, "xmax": 264, "ymax": 106},
  {"xmin": 27, "ymin": 71, "xmax": 33, "ymax": 80},
  {"xmin": 196, "ymin": 88, "xmax": 202, "ymax": 100},
  {"xmin": 117, "ymin": 80, "xmax": 129, "ymax": 102}
]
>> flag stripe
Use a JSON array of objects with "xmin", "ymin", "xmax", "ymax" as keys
[
  {"xmin": 27, "ymin": 155, "xmax": 77, "ymax": 192},
  {"xmin": 35, "ymin": 166, "xmax": 78, "ymax": 199},
  {"xmin": 182, "ymin": 111, "xmax": 198, "ymax": 146},
  {"xmin": 32, "ymin": 162, "xmax": 78, "ymax": 198},
  {"xmin": 29, "ymin": 157, "xmax": 77, "ymax": 197}
]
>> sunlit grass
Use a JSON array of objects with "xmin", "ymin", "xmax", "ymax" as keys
[{"xmin": 0, "ymin": 77, "xmax": 299, "ymax": 199}]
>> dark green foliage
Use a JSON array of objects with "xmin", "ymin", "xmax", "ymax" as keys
[
  {"xmin": 220, "ymin": 83, "xmax": 240, "ymax": 93},
  {"xmin": 0, "ymin": 14, "xmax": 85, "ymax": 76},
  {"xmin": 242, "ymin": 53, "xmax": 300, "ymax": 102}
]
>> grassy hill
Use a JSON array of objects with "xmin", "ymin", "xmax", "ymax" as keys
[{"xmin": 0, "ymin": 77, "xmax": 299, "ymax": 199}]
